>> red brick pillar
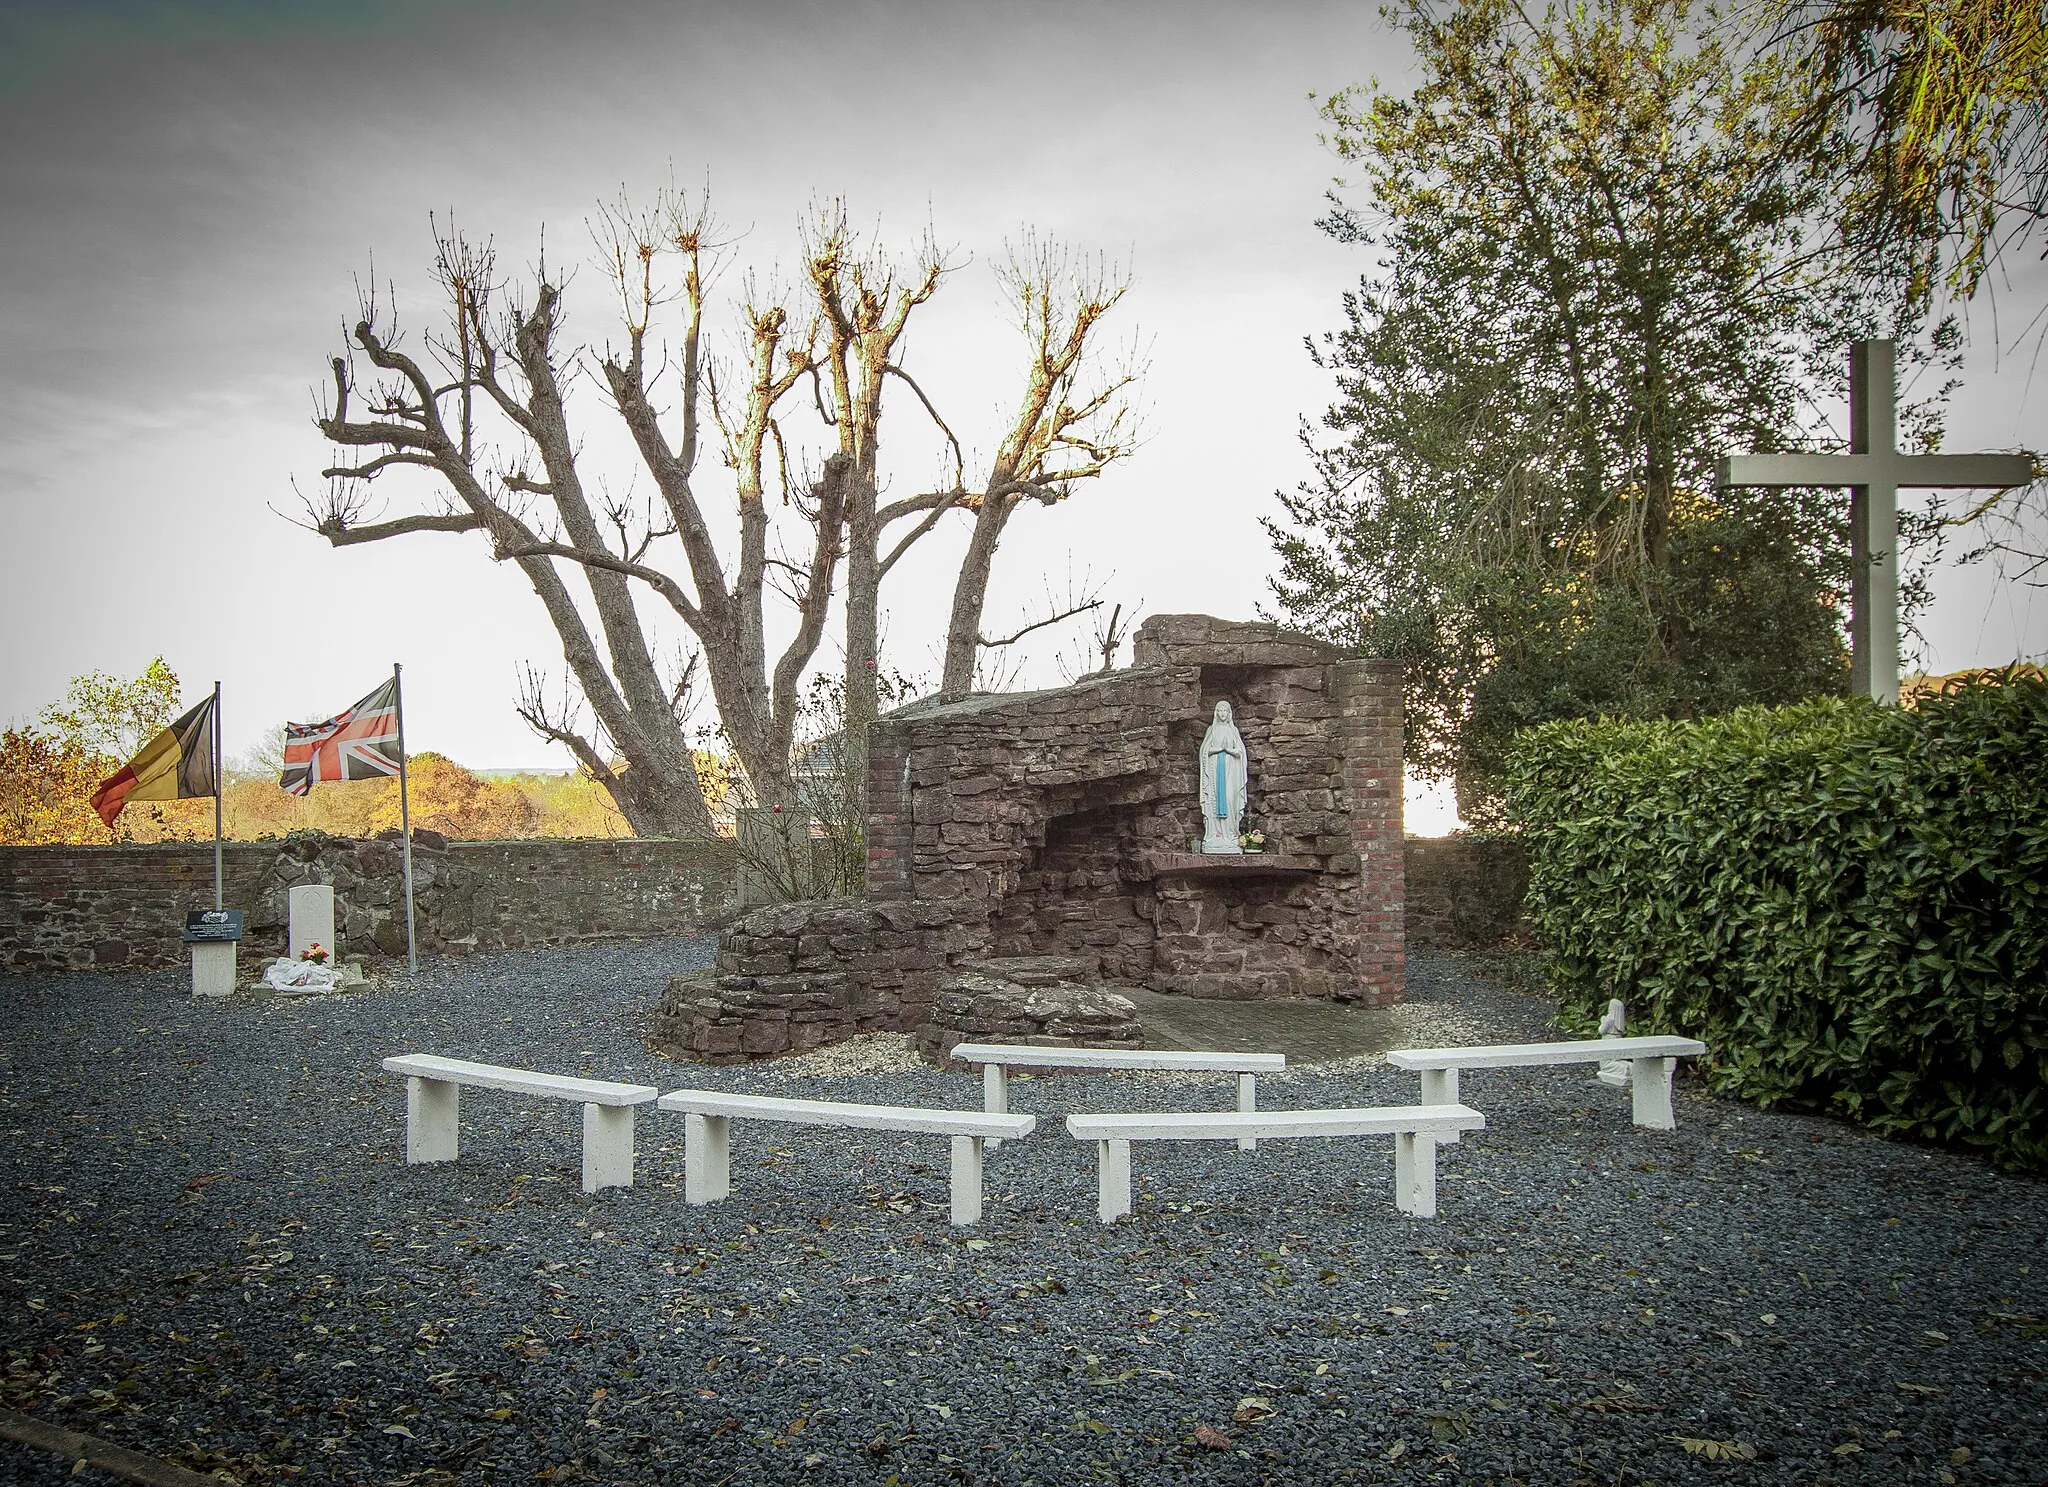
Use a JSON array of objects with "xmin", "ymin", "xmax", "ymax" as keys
[
  {"xmin": 865, "ymin": 726, "xmax": 913, "ymax": 902},
  {"xmin": 1336, "ymin": 658, "xmax": 1405, "ymax": 1004}
]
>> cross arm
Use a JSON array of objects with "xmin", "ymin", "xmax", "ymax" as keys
[{"xmin": 1718, "ymin": 452, "xmax": 2034, "ymax": 491}]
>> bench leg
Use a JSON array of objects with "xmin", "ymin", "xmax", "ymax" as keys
[
  {"xmin": 1097, "ymin": 1138, "xmax": 1132, "ymax": 1224},
  {"xmin": 1236, "ymin": 1073, "xmax": 1257, "ymax": 1151},
  {"xmin": 1394, "ymin": 1132, "xmax": 1439, "ymax": 1218},
  {"xmin": 406, "ymin": 1077, "xmax": 459, "ymax": 1164},
  {"xmin": 1630, "ymin": 1057, "xmax": 1676, "ymax": 1130},
  {"xmin": 1419, "ymin": 1068, "xmax": 1462, "ymax": 1144},
  {"xmin": 581, "ymin": 1103, "xmax": 636, "ymax": 1194},
  {"xmin": 984, "ymin": 1063, "xmax": 1007, "ymax": 1149},
  {"xmin": 949, "ymin": 1135, "xmax": 984, "ymax": 1226},
  {"xmin": 684, "ymin": 1113, "xmax": 731, "ymax": 1205}
]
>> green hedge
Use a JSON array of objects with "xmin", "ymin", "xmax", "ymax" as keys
[{"xmin": 1503, "ymin": 672, "xmax": 2048, "ymax": 1172}]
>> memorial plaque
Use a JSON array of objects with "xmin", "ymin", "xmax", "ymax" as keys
[{"xmin": 182, "ymin": 909, "xmax": 246, "ymax": 944}]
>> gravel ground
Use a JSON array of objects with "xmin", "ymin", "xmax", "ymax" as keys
[{"xmin": 2, "ymin": 939, "xmax": 2043, "ymax": 1487}]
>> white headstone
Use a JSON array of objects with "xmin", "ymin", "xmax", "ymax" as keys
[
  {"xmin": 1198, "ymin": 700, "xmax": 1248, "ymax": 854},
  {"xmin": 289, "ymin": 883, "xmax": 336, "ymax": 961}
]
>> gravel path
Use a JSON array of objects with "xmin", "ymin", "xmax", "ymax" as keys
[{"xmin": 2, "ymin": 939, "xmax": 2044, "ymax": 1486}]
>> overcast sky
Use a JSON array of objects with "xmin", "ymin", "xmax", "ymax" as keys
[{"xmin": 2, "ymin": 0, "xmax": 2043, "ymax": 802}]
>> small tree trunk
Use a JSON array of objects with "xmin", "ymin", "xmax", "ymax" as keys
[
  {"xmin": 841, "ymin": 472, "xmax": 881, "ymax": 800},
  {"xmin": 939, "ymin": 496, "xmax": 1012, "ymax": 699}
]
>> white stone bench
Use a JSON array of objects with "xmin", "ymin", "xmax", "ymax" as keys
[
  {"xmin": 950, "ymin": 1042, "xmax": 1287, "ymax": 1151},
  {"xmin": 1065, "ymin": 1104, "xmax": 1485, "ymax": 1222},
  {"xmin": 381, "ymin": 1054, "xmax": 659, "ymax": 1194},
  {"xmin": 1387, "ymin": 1035, "xmax": 1708, "ymax": 1132},
  {"xmin": 656, "ymin": 1090, "xmax": 1036, "ymax": 1227}
]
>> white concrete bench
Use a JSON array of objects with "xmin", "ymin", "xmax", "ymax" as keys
[
  {"xmin": 1065, "ymin": 1104, "xmax": 1484, "ymax": 1222},
  {"xmin": 950, "ymin": 1043, "xmax": 1287, "ymax": 1151},
  {"xmin": 381, "ymin": 1054, "xmax": 659, "ymax": 1194},
  {"xmin": 656, "ymin": 1090, "xmax": 1036, "ymax": 1227},
  {"xmin": 1387, "ymin": 1035, "xmax": 1708, "ymax": 1132}
]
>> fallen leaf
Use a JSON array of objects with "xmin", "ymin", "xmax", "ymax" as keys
[
  {"xmin": 1234, "ymin": 1397, "xmax": 1275, "ymax": 1424},
  {"xmin": 1428, "ymin": 1410, "xmax": 1472, "ymax": 1442},
  {"xmin": 1951, "ymin": 1447, "xmax": 1973, "ymax": 1465},
  {"xmin": 1897, "ymin": 1381, "xmax": 1944, "ymax": 1396},
  {"xmin": 382, "ymin": 1424, "xmax": 416, "ymax": 1438},
  {"xmin": 1672, "ymin": 1436, "xmax": 1756, "ymax": 1462},
  {"xmin": 1384, "ymin": 1439, "xmax": 1407, "ymax": 1461},
  {"xmin": 1833, "ymin": 1442, "xmax": 1863, "ymax": 1456},
  {"xmin": 1192, "ymin": 1424, "xmax": 1233, "ymax": 1451}
]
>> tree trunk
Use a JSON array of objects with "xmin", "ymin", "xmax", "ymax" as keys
[{"xmin": 939, "ymin": 494, "xmax": 1014, "ymax": 699}]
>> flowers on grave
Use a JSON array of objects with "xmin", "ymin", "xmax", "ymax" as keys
[
  {"xmin": 298, "ymin": 942, "xmax": 330, "ymax": 964},
  {"xmin": 1238, "ymin": 828, "xmax": 1266, "ymax": 852}
]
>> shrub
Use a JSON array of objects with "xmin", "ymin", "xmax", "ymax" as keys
[{"xmin": 1503, "ymin": 671, "xmax": 2048, "ymax": 1171}]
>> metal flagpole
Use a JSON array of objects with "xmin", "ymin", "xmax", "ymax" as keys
[
  {"xmin": 212, "ymin": 679, "xmax": 224, "ymax": 912},
  {"xmin": 393, "ymin": 663, "xmax": 418, "ymax": 974}
]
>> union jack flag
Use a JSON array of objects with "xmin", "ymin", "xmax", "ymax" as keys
[{"xmin": 280, "ymin": 677, "xmax": 403, "ymax": 796}]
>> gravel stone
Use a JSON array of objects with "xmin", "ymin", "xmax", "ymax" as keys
[{"xmin": 3, "ymin": 937, "xmax": 2044, "ymax": 1485}]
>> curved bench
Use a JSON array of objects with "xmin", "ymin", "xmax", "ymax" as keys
[
  {"xmin": 1065, "ymin": 1103, "xmax": 1485, "ymax": 1221},
  {"xmin": 381, "ymin": 1054, "xmax": 659, "ymax": 1194},
  {"xmin": 657, "ymin": 1090, "xmax": 1035, "ymax": 1227},
  {"xmin": 1387, "ymin": 1035, "xmax": 1707, "ymax": 1132},
  {"xmin": 949, "ymin": 1043, "xmax": 1286, "ymax": 1151}
]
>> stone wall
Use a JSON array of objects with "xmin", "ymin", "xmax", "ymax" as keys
[
  {"xmin": 662, "ymin": 614, "xmax": 1409, "ymax": 1066},
  {"xmin": 649, "ymin": 897, "xmax": 990, "ymax": 1062},
  {"xmin": 868, "ymin": 615, "xmax": 1407, "ymax": 1004},
  {"xmin": 0, "ymin": 835, "xmax": 735, "ymax": 973},
  {"xmin": 1402, "ymin": 836, "xmax": 1530, "ymax": 950}
]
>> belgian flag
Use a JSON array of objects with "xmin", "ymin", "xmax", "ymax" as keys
[{"xmin": 89, "ymin": 695, "xmax": 218, "ymax": 828}]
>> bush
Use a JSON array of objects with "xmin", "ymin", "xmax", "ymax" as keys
[{"xmin": 1503, "ymin": 671, "xmax": 2048, "ymax": 1172}]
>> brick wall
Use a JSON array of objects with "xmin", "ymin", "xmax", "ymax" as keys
[{"xmin": 0, "ymin": 836, "xmax": 735, "ymax": 974}]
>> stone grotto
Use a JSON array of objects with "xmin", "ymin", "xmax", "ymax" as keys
[{"xmin": 650, "ymin": 614, "xmax": 1405, "ymax": 1064}]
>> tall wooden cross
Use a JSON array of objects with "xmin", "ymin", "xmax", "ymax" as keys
[{"xmin": 1717, "ymin": 340, "xmax": 2032, "ymax": 704}]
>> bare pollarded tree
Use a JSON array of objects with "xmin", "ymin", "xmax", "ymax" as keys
[
  {"xmin": 305, "ymin": 189, "xmax": 1138, "ymax": 836},
  {"xmin": 935, "ymin": 235, "xmax": 1139, "ymax": 700}
]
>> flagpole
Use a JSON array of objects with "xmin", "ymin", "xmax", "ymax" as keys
[
  {"xmin": 212, "ymin": 679, "xmax": 223, "ymax": 912},
  {"xmin": 393, "ymin": 662, "xmax": 418, "ymax": 974}
]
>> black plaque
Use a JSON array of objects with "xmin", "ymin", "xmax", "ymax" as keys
[{"xmin": 182, "ymin": 909, "xmax": 246, "ymax": 944}]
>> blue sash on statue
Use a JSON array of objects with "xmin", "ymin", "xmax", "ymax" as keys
[{"xmin": 1214, "ymin": 753, "xmax": 1228, "ymax": 817}]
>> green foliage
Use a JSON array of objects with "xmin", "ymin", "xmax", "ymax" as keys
[
  {"xmin": 1270, "ymin": 0, "xmax": 1957, "ymax": 823},
  {"xmin": 38, "ymin": 657, "xmax": 183, "ymax": 759},
  {"xmin": 1504, "ymin": 670, "xmax": 2048, "ymax": 1171},
  {"xmin": 1771, "ymin": 0, "xmax": 2048, "ymax": 311},
  {"xmin": 2, "ymin": 659, "xmax": 212, "ymax": 845}
]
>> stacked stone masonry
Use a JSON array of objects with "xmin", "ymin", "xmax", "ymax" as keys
[
  {"xmin": 668, "ymin": 614, "xmax": 1409, "ymax": 1063},
  {"xmin": 0, "ymin": 833, "xmax": 734, "ymax": 973}
]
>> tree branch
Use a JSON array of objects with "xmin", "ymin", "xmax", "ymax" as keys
[{"xmin": 981, "ymin": 596, "xmax": 1102, "ymax": 650}]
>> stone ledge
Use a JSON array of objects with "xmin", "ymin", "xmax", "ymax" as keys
[{"xmin": 1138, "ymin": 852, "xmax": 1322, "ymax": 879}]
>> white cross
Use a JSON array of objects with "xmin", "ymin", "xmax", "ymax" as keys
[{"xmin": 1716, "ymin": 340, "xmax": 2032, "ymax": 704}]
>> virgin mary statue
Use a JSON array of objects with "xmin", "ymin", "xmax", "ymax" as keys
[{"xmin": 1198, "ymin": 700, "xmax": 1248, "ymax": 854}]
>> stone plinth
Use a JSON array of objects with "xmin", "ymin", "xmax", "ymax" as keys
[
  {"xmin": 190, "ymin": 942, "xmax": 236, "ymax": 999},
  {"xmin": 917, "ymin": 971, "xmax": 1143, "ymax": 1068}
]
